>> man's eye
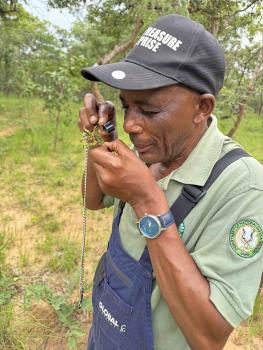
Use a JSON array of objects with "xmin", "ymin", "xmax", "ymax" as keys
[{"xmin": 141, "ymin": 110, "xmax": 160, "ymax": 117}]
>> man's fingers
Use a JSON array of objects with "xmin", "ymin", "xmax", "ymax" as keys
[
  {"xmin": 81, "ymin": 95, "xmax": 116, "ymax": 133},
  {"xmin": 98, "ymin": 101, "xmax": 116, "ymax": 127},
  {"xmin": 79, "ymin": 107, "xmax": 94, "ymax": 132},
  {"xmin": 104, "ymin": 139, "xmax": 130, "ymax": 157},
  {"xmin": 89, "ymin": 145, "xmax": 121, "ymax": 168},
  {"xmin": 83, "ymin": 93, "xmax": 99, "ymax": 125}
]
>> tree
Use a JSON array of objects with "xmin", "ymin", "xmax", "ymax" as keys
[
  {"xmin": 187, "ymin": 0, "xmax": 263, "ymax": 134},
  {"xmin": 0, "ymin": 5, "xmax": 63, "ymax": 95},
  {"xmin": 0, "ymin": 0, "xmax": 19, "ymax": 18},
  {"xmin": 38, "ymin": 57, "xmax": 78, "ymax": 149},
  {"xmin": 227, "ymin": 46, "xmax": 263, "ymax": 137},
  {"xmin": 2, "ymin": 0, "xmax": 262, "ymax": 134}
]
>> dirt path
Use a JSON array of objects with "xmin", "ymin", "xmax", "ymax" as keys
[
  {"xmin": 224, "ymin": 327, "xmax": 263, "ymax": 350},
  {"xmin": 0, "ymin": 127, "xmax": 15, "ymax": 137}
]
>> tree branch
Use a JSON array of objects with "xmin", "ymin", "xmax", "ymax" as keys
[
  {"xmin": 232, "ymin": 0, "xmax": 259, "ymax": 16},
  {"xmin": 92, "ymin": 16, "xmax": 143, "ymax": 100},
  {"xmin": 98, "ymin": 17, "xmax": 143, "ymax": 65}
]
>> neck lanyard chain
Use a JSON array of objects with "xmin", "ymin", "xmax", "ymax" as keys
[
  {"xmin": 78, "ymin": 126, "xmax": 106, "ymax": 308},
  {"xmin": 78, "ymin": 123, "xmax": 114, "ymax": 308},
  {"xmin": 78, "ymin": 136, "xmax": 88, "ymax": 308}
]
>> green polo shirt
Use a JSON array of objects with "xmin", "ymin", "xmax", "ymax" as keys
[{"xmin": 103, "ymin": 116, "xmax": 263, "ymax": 349}]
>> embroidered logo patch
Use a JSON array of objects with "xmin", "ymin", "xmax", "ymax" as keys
[
  {"xmin": 178, "ymin": 222, "xmax": 185, "ymax": 237},
  {"xmin": 229, "ymin": 219, "xmax": 263, "ymax": 258},
  {"xmin": 98, "ymin": 301, "xmax": 126, "ymax": 332}
]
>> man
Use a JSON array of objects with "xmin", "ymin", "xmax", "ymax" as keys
[{"xmin": 78, "ymin": 14, "xmax": 263, "ymax": 350}]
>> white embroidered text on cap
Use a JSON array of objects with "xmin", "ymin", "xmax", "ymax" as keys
[{"xmin": 112, "ymin": 70, "xmax": 126, "ymax": 80}]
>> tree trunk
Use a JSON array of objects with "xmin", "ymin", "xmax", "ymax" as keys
[
  {"xmin": 91, "ymin": 16, "xmax": 143, "ymax": 99},
  {"xmin": 258, "ymin": 92, "xmax": 262, "ymax": 116},
  {"xmin": 91, "ymin": 81, "xmax": 104, "ymax": 102},
  {"xmin": 54, "ymin": 110, "xmax": 61, "ymax": 150},
  {"xmin": 227, "ymin": 47, "xmax": 263, "ymax": 138}
]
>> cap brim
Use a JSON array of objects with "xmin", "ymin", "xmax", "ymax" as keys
[{"xmin": 81, "ymin": 61, "xmax": 179, "ymax": 90}]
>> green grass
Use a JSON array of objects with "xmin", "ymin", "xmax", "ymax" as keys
[
  {"xmin": 218, "ymin": 110, "xmax": 263, "ymax": 162},
  {"xmin": 0, "ymin": 93, "xmax": 262, "ymax": 349},
  {"xmin": 47, "ymin": 237, "xmax": 79, "ymax": 273}
]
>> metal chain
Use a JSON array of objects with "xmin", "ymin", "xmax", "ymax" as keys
[{"xmin": 78, "ymin": 126, "xmax": 105, "ymax": 308}]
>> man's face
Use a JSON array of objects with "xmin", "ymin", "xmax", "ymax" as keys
[{"xmin": 119, "ymin": 85, "xmax": 203, "ymax": 166}]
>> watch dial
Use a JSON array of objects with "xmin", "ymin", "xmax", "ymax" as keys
[{"xmin": 139, "ymin": 216, "xmax": 160, "ymax": 238}]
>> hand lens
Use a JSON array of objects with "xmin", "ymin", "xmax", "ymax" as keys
[{"xmin": 102, "ymin": 121, "xmax": 115, "ymax": 133}]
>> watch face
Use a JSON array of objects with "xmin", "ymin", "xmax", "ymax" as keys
[{"xmin": 138, "ymin": 215, "xmax": 161, "ymax": 238}]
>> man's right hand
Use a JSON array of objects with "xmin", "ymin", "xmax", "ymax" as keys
[{"xmin": 78, "ymin": 93, "xmax": 117, "ymax": 142}]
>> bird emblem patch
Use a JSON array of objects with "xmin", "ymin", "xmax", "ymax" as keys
[
  {"xmin": 178, "ymin": 222, "xmax": 185, "ymax": 237},
  {"xmin": 229, "ymin": 219, "xmax": 263, "ymax": 258}
]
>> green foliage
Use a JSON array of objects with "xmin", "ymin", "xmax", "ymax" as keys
[
  {"xmin": 38, "ymin": 60, "xmax": 77, "ymax": 149},
  {"xmin": 0, "ymin": 274, "xmax": 16, "ymax": 306},
  {"xmin": 187, "ymin": 0, "xmax": 263, "ymax": 121},
  {"xmin": 0, "ymin": 6, "xmax": 62, "ymax": 95},
  {"xmin": 0, "ymin": 231, "xmax": 21, "ymax": 347},
  {"xmin": 0, "ymin": 0, "xmax": 19, "ymax": 18},
  {"xmin": 0, "ymin": 230, "xmax": 10, "ymax": 266},
  {"xmin": 24, "ymin": 283, "xmax": 87, "ymax": 349},
  {"xmin": 0, "ymin": 302, "xmax": 27, "ymax": 350},
  {"xmin": 47, "ymin": 0, "xmax": 87, "ymax": 8},
  {"xmin": 1, "ymin": 1, "xmax": 262, "ymax": 120}
]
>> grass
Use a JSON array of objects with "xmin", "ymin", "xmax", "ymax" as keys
[
  {"xmin": 0, "ymin": 93, "xmax": 262, "ymax": 349},
  {"xmin": 218, "ymin": 110, "xmax": 263, "ymax": 162}
]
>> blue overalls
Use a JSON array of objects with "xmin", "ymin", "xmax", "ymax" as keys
[{"xmin": 87, "ymin": 203, "xmax": 155, "ymax": 350}]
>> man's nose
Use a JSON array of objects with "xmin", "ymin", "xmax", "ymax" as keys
[{"xmin": 123, "ymin": 110, "xmax": 144, "ymax": 134}]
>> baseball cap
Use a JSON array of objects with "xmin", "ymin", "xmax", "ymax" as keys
[{"xmin": 81, "ymin": 14, "xmax": 225, "ymax": 95}]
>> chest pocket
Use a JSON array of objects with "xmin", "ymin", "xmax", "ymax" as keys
[
  {"xmin": 94, "ymin": 280, "xmax": 133, "ymax": 347},
  {"xmin": 92, "ymin": 253, "xmax": 133, "ymax": 348}
]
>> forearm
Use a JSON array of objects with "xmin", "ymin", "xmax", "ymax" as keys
[
  {"xmin": 148, "ymin": 230, "xmax": 232, "ymax": 349},
  {"xmin": 82, "ymin": 158, "xmax": 105, "ymax": 210},
  {"xmin": 133, "ymin": 193, "xmax": 232, "ymax": 349}
]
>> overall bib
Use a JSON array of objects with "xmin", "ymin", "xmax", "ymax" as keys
[
  {"xmin": 87, "ymin": 204, "xmax": 155, "ymax": 350},
  {"xmin": 87, "ymin": 148, "xmax": 249, "ymax": 350}
]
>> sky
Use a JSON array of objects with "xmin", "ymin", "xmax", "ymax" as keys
[{"xmin": 22, "ymin": 0, "xmax": 82, "ymax": 30}]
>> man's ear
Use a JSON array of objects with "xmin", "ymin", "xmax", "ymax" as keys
[{"xmin": 194, "ymin": 94, "xmax": 216, "ymax": 124}]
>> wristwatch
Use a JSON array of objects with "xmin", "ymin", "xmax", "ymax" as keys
[{"xmin": 137, "ymin": 211, "xmax": 175, "ymax": 239}]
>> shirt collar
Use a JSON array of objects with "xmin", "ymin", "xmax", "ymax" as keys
[{"xmin": 158, "ymin": 115, "xmax": 225, "ymax": 190}]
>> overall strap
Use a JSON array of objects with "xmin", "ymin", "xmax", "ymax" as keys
[{"xmin": 170, "ymin": 148, "xmax": 251, "ymax": 226}]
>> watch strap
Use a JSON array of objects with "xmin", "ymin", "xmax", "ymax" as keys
[{"xmin": 158, "ymin": 210, "xmax": 175, "ymax": 230}]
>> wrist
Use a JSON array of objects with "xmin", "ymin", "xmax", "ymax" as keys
[{"xmin": 132, "ymin": 188, "xmax": 169, "ymax": 218}]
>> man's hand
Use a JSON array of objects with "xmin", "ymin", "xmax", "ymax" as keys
[
  {"xmin": 78, "ymin": 93, "xmax": 117, "ymax": 142},
  {"xmin": 89, "ymin": 139, "xmax": 168, "ymax": 216}
]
